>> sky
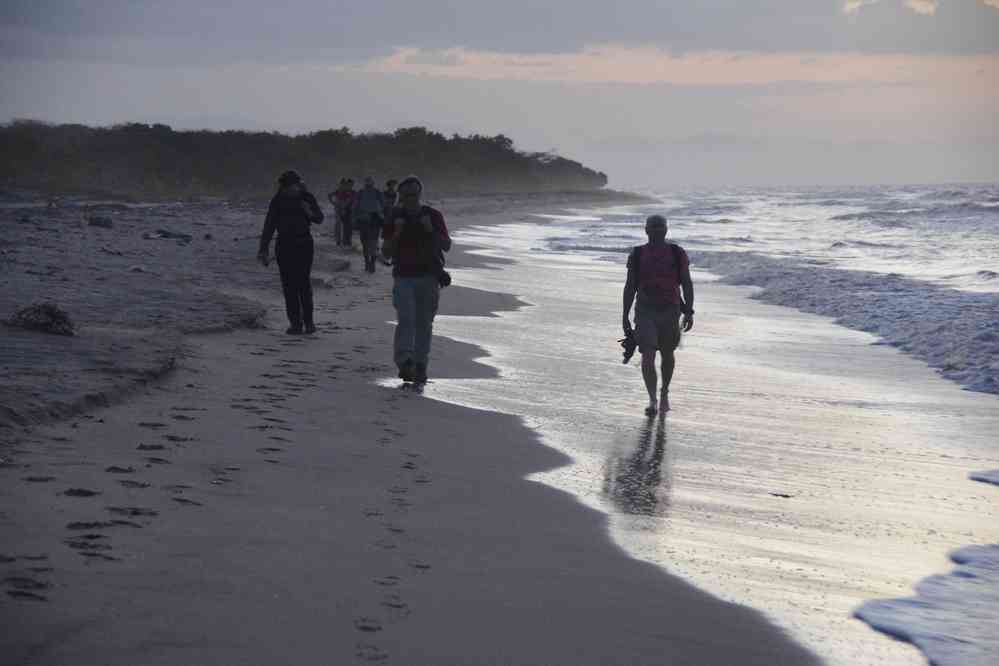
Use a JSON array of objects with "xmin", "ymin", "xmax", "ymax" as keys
[{"xmin": 2, "ymin": 1, "xmax": 998, "ymax": 188}]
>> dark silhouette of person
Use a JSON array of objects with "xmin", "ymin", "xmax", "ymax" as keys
[
  {"xmin": 258, "ymin": 170, "xmax": 324, "ymax": 334},
  {"xmin": 603, "ymin": 417, "xmax": 673, "ymax": 517}
]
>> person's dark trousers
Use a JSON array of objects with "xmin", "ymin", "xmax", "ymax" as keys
[
  {"xmin": 340, "ymin": 213, "xmax": 354, "ymax": 247},
  {"xmin": 276, "ymin": 236, "xmax": 314, "ymax": 329},
  {"xmin": 359, "ymin": 215, "xmax": 382, "ymax": 272}
]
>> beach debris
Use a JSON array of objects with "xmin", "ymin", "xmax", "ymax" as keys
[
  {"xmin": 142, "ymin": 228, "xmax": 192, "ymax": 243},
  {"xmin": 769, "ymin": 492, "xmax": 794, "ymax": 498},
  {"xmin": 6, "ymin": 302, "xmax": 76, "ymax": 336},
  {"xmin": 86, "ymin": 215, "xmax": 113, "ymax": 228}
]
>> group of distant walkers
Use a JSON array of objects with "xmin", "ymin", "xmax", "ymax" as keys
[
  {"xmin": 257, "ymin": 169, "xmax": 693, "ymax": 408},
  {"xmin": 257, "ymin": 170, "xmax": 451, "ymax": 387},
  {"xmin": 328, "ymin": 176, "xmax": 399, "ymax": 273}
]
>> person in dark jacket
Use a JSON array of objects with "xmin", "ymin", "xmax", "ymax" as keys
[{"xmin": 258, "ymin": 170, "xmax": 324, "ymax": 334}]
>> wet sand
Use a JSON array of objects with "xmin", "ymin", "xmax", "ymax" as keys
[
  {"xmin": 0, "ymin": 195, "xmax": 818, "ymax": 665},
  {"xmin": 426, "ymin": 221, "xmax": 999, "ymax": 664}
]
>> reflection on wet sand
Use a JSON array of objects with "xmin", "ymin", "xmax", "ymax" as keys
[{"xmin": 602, "ymin": 415, "xmax": 674, "ymax": 517}]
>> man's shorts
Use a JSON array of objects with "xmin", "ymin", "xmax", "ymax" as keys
[{"xmin": 635, "ymin": 302, "xmax": 681, "ymax": 354}]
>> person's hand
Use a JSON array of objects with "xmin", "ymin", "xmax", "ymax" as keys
[
  {"xmin": 257, "ymin": 250, "xmax": 270, "ymax": 267},
  {"xmin": 681, "ymin": 312, "xmax": 694, "ymax": 332}
]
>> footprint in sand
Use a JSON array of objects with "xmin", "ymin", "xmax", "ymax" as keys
[
  {"xmin": 65, "ymin": 534, "xmax": 112, "ymax": 554},
  {"xmin": 144, "ymin": 457, "xmax": 171, "ymax": 465},
  {"xmin": 105, "ymin": 465, "xmax": 135, "ymax": 474},
  {"xmin": 62, "ymin": 488, "xmax": 101, "ymax": 498},
  {"xmin": 106, "ymin": 506, "xmax": 158, "ymax": 518},
  {"xmin": 400, "ymin": 461, "xmax": 416, "ymax": 470},
  {"xmin": 363, "ymin": 509, "xmax": 384, "ymax": 518},
  {"xmin": 23, "ymin": 475, "xmax": 56, "ymax": 483},
  {"xmin": 171, "ymin": 497, "xmax": 202, "ymax": 506},
  {"xmin": 355, "ymin": 643, "xmax": 388, "ymax": 662},
  {"xmin": 4, "ymin": 576, "xmax": 49, "ymax": 601},
  {"xmin": 136, "ymin": 443, "xmax": 165, "ymax": 451},
  {"xmin": 162, "ymin": 484, "xmax": 191, "ymax": 492},
  {"xmin": 407, "ymin": 559, "xmax": 431, "ymax": 572},
  {"xmin": 256, "ymin": 447, "xmax": 283, "ymax": 454},
  {"xmin": 170, "ymin": 414, "xmax": 197, "ymax": 422},
  {"xmin": 374, "ymin": 538, "xmax": 397, "ymax": 551},
  {"xmin": 414, "ymin": 475, "xmax": 432, "ymax": 485},
  {"xmin": 380, "ymin": 593, "xmax": 411, "ymax": 619},
  {"xmin": 137, "ymin": 422, "xmax": 168, "ymax": 429},
  {"xmin": 387, "ymin": 486, "xmax": 408, "ymax": 495},
  {"xmin": 163, "ymin": 435, "xmax": 194, "ymax": 443},
  {"xmin": 119, "ymin": 480, "xmax": 150, "ymax": 489},
  {"xmin": 353, "ymin": 617, "xmax": 383, "ymax": 633},
  {"xmin": 383, "ymin": 524, "xmax": 406, "ymax": 535},
  {"xmin": 268, "ymin": 435, "xmax": 291, "ymax": 443}
]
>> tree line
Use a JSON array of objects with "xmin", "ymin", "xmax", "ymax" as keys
[{"xmin": 0, "ymin": 120, "xmax": 608, "ymax": 200}]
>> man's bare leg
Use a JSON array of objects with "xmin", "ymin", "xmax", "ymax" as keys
[
  {"xmin": 641, "ymin": 350, "xmax": 659, "ymax": 415},
  {"xmin": 660, "ymin": 350, "xmax": 675, "ymax": 411}
]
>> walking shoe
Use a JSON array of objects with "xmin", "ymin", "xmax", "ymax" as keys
[
  {"xmin": 398, "ymin": 359, "xmax": 415, "ymax": 383},
  {"xmin": 304, "ymin": 323, "xmax": 317, "ymax": 334},
  {"xmin": 413, "ymin": 363, "xmax": 428, "ymax": 385}
]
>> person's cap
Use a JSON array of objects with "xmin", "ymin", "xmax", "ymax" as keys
[
  {"xmin": 278, "ymin": 170, "xmax": 302, "ymax": 186},
  {"xmin": 646, "ymin": 214, "xmax": 668, "ymax": 228},
  {"xmin": 398, "ymin": 175, "xmax": 423, "ymax": 194}
]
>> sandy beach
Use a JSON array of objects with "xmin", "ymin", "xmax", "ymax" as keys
[{"xmin": 1, "ymin": 194, "xmax": 822, "ymax": 665}]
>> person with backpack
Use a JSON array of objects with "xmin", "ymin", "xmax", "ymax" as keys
[
  {"xmin": 381, "ymin": 175, "xmax": 451, "ymax": 386},
  {"xmin": 353, "ymin": 176, "xmax": 387, "ymax": 273},
  {"xmin": 258, "ymin": 170, "xmax": 324, "ymax": 334},
  {"xmin": 622, "ymin": 214, "xmax": 694, "ymax": 415}
]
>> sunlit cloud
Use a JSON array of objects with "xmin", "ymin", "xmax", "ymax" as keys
[
  {"xmin": 906, "ymin": 0, "xmax": 939, "ymax": 13},
  {"xmin": 845, "ymin": 0, "xmax": 998, "ymax": 13},
  {"xmin": 346, "ymin": 45, "xmax": 999, "ymax": 88},
  {"xmin": 843, "ymin": 0, "xmax": 881, "ymax": 14}
]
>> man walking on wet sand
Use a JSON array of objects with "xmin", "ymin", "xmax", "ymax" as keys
[
  {"xmin": 382, "ymin": 176, "xmax": 451, "ymax": 386},
  {"xmin": 622, "ymin": 215, "xmax": 694, "ymax": 415}
]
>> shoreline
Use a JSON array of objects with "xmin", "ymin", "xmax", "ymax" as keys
[
  {"xmin": 428, "ymin": 217, "xmax": 999, "ymax": 665},
  {"xmin": 0, "ymin": 193, "xmax": 822, "ymax": 664}
]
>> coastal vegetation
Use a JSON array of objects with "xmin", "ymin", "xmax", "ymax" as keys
[{"xmin": 0, "ymin": 120, "xmax": 608, "ymax": 200}]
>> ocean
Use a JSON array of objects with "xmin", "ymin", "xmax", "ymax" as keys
[{"xmin": 429, "ymin": 182, "xmax": 999, "ymax": 666}]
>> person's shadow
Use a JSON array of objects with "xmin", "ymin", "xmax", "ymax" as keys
[{"xmin": 602, "ymin": 416, "xmax": 674, "ymax": 517}]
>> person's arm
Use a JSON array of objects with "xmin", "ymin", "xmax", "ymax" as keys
[
  {"xmin": 622, "ymin": 250, "xmax": 637, "ymax": 334},
  {"xmin": 679, "ymin": 250, "xmax": 694, "ymax": 332},
  {"xmin": 432, "ymin": 210, "xmax": 452, "ymax": 252},
  {"xmin": 258, "ymin": 195, "xmax": 279, "ymax": 263},
  {"xmin": 304, "ymin": 191, "xmax": 324, "ymax": 225}
]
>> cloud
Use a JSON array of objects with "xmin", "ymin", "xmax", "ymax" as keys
[
  {"xmin": 843, "ymin": 0, "xmax": 880, "ymax": 14},
  {"xmin": 905, "ymin": 0, "xmax": 939, "ymax": 14},
  {"xmin": 843, "ymin": 0, "xmax": 937, "ymax": 14},
  {"xmin": 349, "ymin": 45, "xmax": 999, "ymax": 88}
]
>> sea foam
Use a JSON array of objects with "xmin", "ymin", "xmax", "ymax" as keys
[
  {"xmin": 854, "ymin": 544, "xmax": 999, "ymax": 666},
  {"xmin": 690, "ymin": 251, "xmax": 999, "ymax": 395}
]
